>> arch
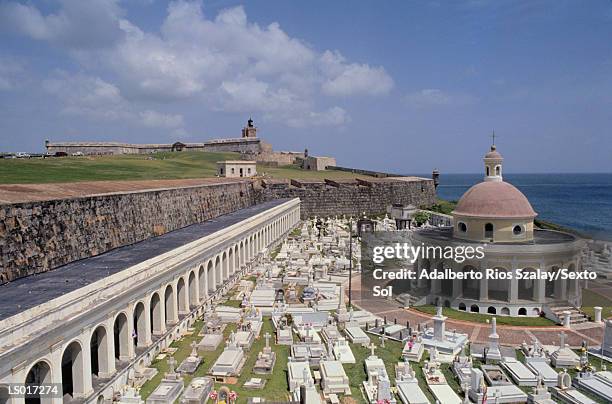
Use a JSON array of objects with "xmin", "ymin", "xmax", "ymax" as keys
[
  {"xmin": 458, "ymin": 303, "xmax": 466, "ymax": 311},
  {"xmin": 443, "ymin": 299, "xmax": 451, "ymax": 308},
  {"xmin": 486, "ymin": 166, "xmax": 490, "ymax": 176},
  {"xmin": 90, "ymin": 325, "xmax": 112, "ymax": 378},
  {"xmin": 470, "ymin": 304, "xmax": 479, "ymax": 313},
  {"xmin": 198, "ymin": 265, "xmax": 206, "ymax": 301},
  {"xmin": 518, "ymin": 268, "xmax": 536, "ymax": 301},
  {"xmin": 233, "ymin": 245, "xmax": 239, "ymax": 274},
  {"xmin": 495, "ymin": 165, "xmax": 501, "ymax": 176},
  {"xmin": 461, "ymin": 265, "xmax": 479, "ymax": 300},
  {"xmin": 239, "ymin": 241, "xmax": 245, "ymax": 267},
  {"xmin": 546, "ymin": 266, "xmax": 560, "ymax": 298},
  {"xmin": 0, "ymin": 386, "xmax": 8, "ymax": 404},
  {"xmin": 25, "ymin": 361, "xmax": 53, "ymax": 404},
  {"xmin": 488, "ymin": 267, "xmax": 509, "ymax": 302},
  {"xmin": 518, "ymin": 307, "xmax": 527, "ymax": 316},
  {"xmin": 567, "ymin": 263, "xmax": 576, "ymax": 298},
  {"xmin": 113, "ymin": 312, "xmax": 129, "ymax": 361},
  {"xmin": 500, "ymin": 307, "xmax": 510, "ymax": 315},
  {"xmin": 207, "ymin": 260, "xmax": 215, "ymax": 294},
  {"xmin": 177, "ymin": 277, "xmax": 188, "ymax": 314},
  {"xmin": 421, "ymin": 259, "xmax": 432, "ymax": 289},
  {"xmin": 61, "ymin": 340, "xmax": 86, "ymax": 399},
  {"xmin": 164, "ymin": 284, "xmax": 176, "ymax": 324},
  {"xmin": 484, "ymin": 222, "xmax": 494, "ymax": 239},
  {"xmin": 221, "ymin": 252, "xmax": 229, "ymax": 282},
  {"xmin": 245, "ymin": 238, "xmax": 250, "ymax": 262},
  {"xmin": 150, "ymin": 292, "xmax": 163, "ymax": 335},
  {"xmin": 487, "ymin": 306, "xmax": 496, "ymax": 314},
  {"xmin": 532, "ymin": 308, "xmax": 540, "ymax": 316},
  {"xmin": 188, "ymin": 271, "xmax": 198, "ymax": 307},
  {"xmin": 228, "ymin": 248, "xmax": 234, "ymax": 277},
  {"xmin": 438, "ymin": 261, "xmax": 452, "ymax": 296},
  {"xmin": 214, "ymin": 255, "xmax": 222, "ymax": 286},
  {"xmin": 133, "ymin": 302, "xmax": 147, "ymax": 347}
]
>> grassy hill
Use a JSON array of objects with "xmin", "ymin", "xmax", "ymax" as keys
[{"xmin": 0, "ymin": 151, "xmax": 368, "ymax": 184}]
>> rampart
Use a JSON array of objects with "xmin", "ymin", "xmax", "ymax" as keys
[
  {"xmin": 0, "ymin": 181, "xmax": 256, "ymax": 284},
  {"xmin": 0, "ymin": 176, "xmax": 437, "ymax": 284},
  {"xmin": 258, "ymin": 177, "xmax": 436, "ymax": 218}
]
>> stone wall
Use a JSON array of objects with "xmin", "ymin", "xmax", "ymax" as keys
[
  {"xmin": 0, "ymin": 176, "xmax": 437, "ymax": 284},
  {"xmin": 258, "ymin": 178, "xmax": 436, "ymax": 218},
  {"xmin": 0, "ymin": 182, "xmax": 256, "ymax": 284}
]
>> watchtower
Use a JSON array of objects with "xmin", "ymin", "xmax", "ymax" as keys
[{"xmin": 241, "ymin": 117, "xmax": 257, "ymax": 138}]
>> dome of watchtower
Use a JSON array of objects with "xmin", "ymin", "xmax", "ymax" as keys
[{"xmin": 452, "ymin": 145, "xmax": 537, "ymax": 243}]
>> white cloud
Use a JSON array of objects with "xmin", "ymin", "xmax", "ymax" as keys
[
  {"xmin": 0, "ymin": 56, "xmax": 24, "ymax": 91},
  {"xmin": 43, "ymin": 73, "xmax": 184, "ymax": 129},
  {"xmin": 140, "ymin": 110, "xmax": 184, "ymax": 128},
  {"xmin": 0, "ymin": 0, "xmax": 124, "ymax": 49},
  {"xmin": 285, "ymin": 106, "xmax": 350, "ymax": 128},
  {"xmin": 3, "ymin": 0, "xmax": 393, "ymax": 128},
  {"xmin": 404, "ymin": 88, "xmax": 477, "ymax": 107},
  {"xmin": 320, "ymin": 50, "xmax": 394, "ymax": 96}
]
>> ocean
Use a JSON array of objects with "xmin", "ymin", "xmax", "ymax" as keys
[{"xmin": 427, "ymin": 173, "xmax": 612, "ymax": 241}]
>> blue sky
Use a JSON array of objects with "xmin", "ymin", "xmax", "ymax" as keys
[{"xmin": 1, "ymin": 0, "xmax": 611, "ymax": 173}]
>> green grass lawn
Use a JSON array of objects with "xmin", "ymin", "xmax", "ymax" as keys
[
  {"xmin": 226, "ymin": 318, "xmax": 292, "ymax": 402},
  {"xmin": 0, "ymin": 152, "xmax": 371, "ymax": 184},
  {"xmin": 139, "ymin": 318, "xmax": 293, "ymax": 403},
  {"xmin": 412, "ymin": 305, "xmax": 555, "ymax": 326},
  {"xmin": 140, "ymin": 321, "xmax": 238, "ymax": 399},
  {"xmin": 581, "ymin": 288, "xmax": 612, "ymax": 320},
  {"xmin": 221, "ymin": 300, "xmax": 243, "ymax": 308},
  {"xmin": 426, "ymin": 199, "xmax": 457, "ymax": 215},
  {"xmin": 0, "ymin": 152, "xmax": 241, "ymax": 184},
  {"xmin": 345, "ymin": 337, "xmax": 438, "ymax": 403}
]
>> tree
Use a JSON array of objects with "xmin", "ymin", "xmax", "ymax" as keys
[{"xmin": 413, "ymin": 211, "xmax": 431, "ymax": 226}]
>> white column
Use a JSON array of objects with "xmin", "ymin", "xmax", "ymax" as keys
[
  {"xmin": 563, "ymin": 310, "xmax": 572, "ymax": 328},
  {"xmin": 77, "ymin": 331, "xmax": 94, "ymax": 397},
  {"xmin": 140, "ymin": 300, "xmax": 152, "ymax": 346},
  {"xmin": 509, "ymin": 268, "xmax": 518, "ymax": 302},
  {"xmin": 125, "ymin": 306, "xmax": 136, "ymax": 360},
  {"xmin": 594, "ymin": 306, "xmax": 602, "ymax": 323},
  {"xmin": 103, "ymin": 317, "xmax": 117, "ymax": 375},
  {"xmin": 49, "ymin": 347, "xmax": 65, "ymax": 404}
]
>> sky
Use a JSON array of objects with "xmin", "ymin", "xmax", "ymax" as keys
[{"xmin": 1, "ymin": 0, "xmax": 611, "ymax": 174}]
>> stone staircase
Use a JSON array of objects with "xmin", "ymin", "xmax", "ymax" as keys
[
  {"xmin": 548, "ymin": 302, "xmax": 589, "ymax": 325},
  {"xmin": 395, "ymin": 292, "xmax": 426, "ymax": 307}
]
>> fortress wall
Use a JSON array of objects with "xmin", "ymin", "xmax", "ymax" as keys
[
  {"xmin": 0, "ymin": 182, "xmax": 256, "ymax": 284},
  {"xmin": 202, "ymin": 140, "xmax": 262, "ymax": 154},
  {"xmin": 258, "ymin": 178, "xmax": 437, "ymax": 218},
  {"xmin": 0, "ymin": 177, "xmax": 436, "ymax": 284}
]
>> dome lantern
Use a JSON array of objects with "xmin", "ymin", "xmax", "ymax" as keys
[{"xmin": 484, "ymin": 142, "xmax": 503, "ymax": 182}]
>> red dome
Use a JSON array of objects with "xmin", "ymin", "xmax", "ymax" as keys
[{"xmin": 453, "ymin": 181, "xmax": 537, "ymax": 218}]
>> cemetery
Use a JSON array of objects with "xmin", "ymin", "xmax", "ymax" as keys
[{"xmin": 112, "ymin": 216, "xmax": 611, "ymax": 404}]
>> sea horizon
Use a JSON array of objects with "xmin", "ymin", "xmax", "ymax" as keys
[{"xmin": 413, "ymin": 172, "xmax": 612, "ymax": 242}]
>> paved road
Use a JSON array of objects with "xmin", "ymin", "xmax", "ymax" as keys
[{"xmin": 350, "ymin": 274, "xmax": 605, "ymax": 348}]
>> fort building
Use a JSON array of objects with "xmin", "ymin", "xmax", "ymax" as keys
[{"xmin": 44, "ymin": 119, "xmax": 306, "ymax": 166}]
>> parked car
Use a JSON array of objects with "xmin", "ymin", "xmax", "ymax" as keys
[
  {"xmin": 71, "ymin": 151, "xmax": 84, "ymax": 156},
  {"xmin": 15, "ymin": 152, "xmax": 31, "ymax": 158}
]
